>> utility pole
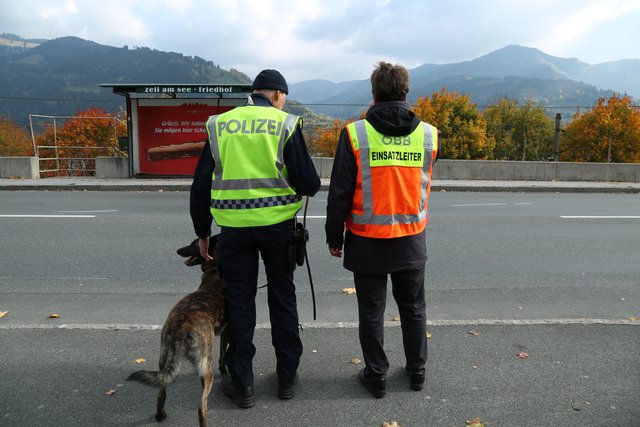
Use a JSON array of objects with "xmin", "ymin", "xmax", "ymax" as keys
[{"xmin": 553, "ymin": 113, "xmax": 561, "ymax": 161}]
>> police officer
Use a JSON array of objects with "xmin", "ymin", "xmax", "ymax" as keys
[
  {"xmin": 325, "ymin": 62, "xmax": 439, "ymax": 398},
  {"xmin": 190, "ymin": 69, "xmax": 320, "ymax": 408}
]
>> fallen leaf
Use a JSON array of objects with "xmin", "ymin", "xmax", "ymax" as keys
[
  {"xmin": 425, "ymin": 331, "xmax": 432, "ymax": 339},
  {"xmin": 629, "ymin": 316, "xmax": 639, "ymax": 321},
  {"xmin": 391, "ymin": 315, "xmax": 400, "ymax": 321},
  {"xmin": 466, "ymin": 418, "xmax": 484, "ymax": 427},
  {"xmin": 105, "ymin": 389, "xmax": 117, "ymax": 396},
  {"xmin": 135, "ymin": 358, "xmax": 146, "ymax": 364},
  {"xmin": 350, "ymin": 357, "xmax": 362, "ymax": 365},
  {"xmin": 48, "ymin": 313, "xmax": 60, "ymax": 319},
  {"xmin": 517, "ymin": 352, "xmax": 529, "ymax": 359},
  {"xmin": 342, "ymin": 287, "xmax": 356, "ymax": 295},
  {"xmin": 0, "ymin": 311, "xmax": 8, "ymax": 319},
  {"xmin": 382, "ymin": 422, "xmax": 400, "ymax": 427},
  {"xmin": 469, "ymin": 330, "xmax": 480, "ymax": 336}
]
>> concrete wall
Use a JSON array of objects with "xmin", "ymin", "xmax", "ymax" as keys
[
  {"xmin": 0, "ymin": 157, "xmax": 40, "ymax": 178},
  {"xmin": 1, "ymin": 156, "xmax": 639, "ymax": 182},
  {"xmin": 310, "ymin": 158, "xmax": 640, "ymax": 182},
  {"xmin": 96, "ymin": 157, "xmax": 130, "ymax": 178}
]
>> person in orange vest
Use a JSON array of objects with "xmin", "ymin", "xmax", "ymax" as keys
[{"xmin": 325, "ymin": 61, "xmax": 439, "ymax": 398}]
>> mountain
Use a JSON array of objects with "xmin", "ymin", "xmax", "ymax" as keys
[
  {"xmin": 290, "ymin": 45, "xmax": 639, "ymax": 118},
  {"xmin": 287, "ymin": 79, "xmax": 362, "ymax": 103},
  {"xmin": 0, "ymin": 35, "xmax": 251, "ymax": 126},
  {"xmin": 2, "ymin": 37, "xmax": 638, "ymax": 124}
]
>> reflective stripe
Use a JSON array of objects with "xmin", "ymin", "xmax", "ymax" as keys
[
  {"xmin": 351, "ymin": 120, "xmax": 435, "ymax": 226},
  {"xmin": 207, "ymin": 112, "xmax": 298, "ymax": 191},
  {"xmin": 211, "ymin": 194, "xmax": 302, "ymax": 210},
  {"xmin": 275, "ymin": 114, "xmax": 298, "ymax": 174},
  {"xmin": 354, "ymin": 121, "xmax": 373, "ymax": 219},
  {"xmin": 212, "ymin": 177, "xmax": 289, "ymax": 191},
  {"xmin": 207, "ymin": 115, "xmax": 224, "ymax": 183}
]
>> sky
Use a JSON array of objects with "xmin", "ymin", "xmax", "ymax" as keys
[{"xmin": 1, "ymin": 0, "xmax": 640, "ymax": 83}]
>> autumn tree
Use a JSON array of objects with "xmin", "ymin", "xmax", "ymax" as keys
[
  {"xmin": 311, "ymin": 118, "xmax": 352, "ymax": 157},
  {"xmin": 484, "ymin": 99, "xmax": 555, "ymax": 160},
  {"xmin": 561, "ymin": 94, "xmax": 640, "ymax": 163},
  {"xmin": 35, "ymin": 106, "xmax": 127, "ymax": 176},
  {"xmin": 412, "ymin": 88, "xmax": 494, "ymax": 159},
  {"xmin": 0, "ymin": 117, "xmax": 34, "ymax": 156}
]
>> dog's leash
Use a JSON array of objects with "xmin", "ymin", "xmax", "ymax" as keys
[
  {"xmin": 257, "ymin": 196, "xmax": 317, "ymax": 320},
  {"xmin": 302, "ymin": 196, "xmax": 317, "ymax": 321}
]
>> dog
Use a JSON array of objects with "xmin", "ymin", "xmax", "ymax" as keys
[{"xmin": 127, "ymin": 235, "xmax": 228, "ymax": 427}]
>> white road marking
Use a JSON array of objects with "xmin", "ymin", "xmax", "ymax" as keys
[
  {"xmin": 0, "ymin": 214, "xmax": 96, "ymax": 218},
  {"xmin": 0, "ymin": 276, "xmax": 107, "ymax": 280},
  {"xmin": 451, "ymin": 203, "xmax": 508, "ymax": 207},
  {"xmin": 451, "ymin": 202, "xmax": 534, "ymax": 207},
  {"xmin": 58, "ymin": 210, "xmax": 118, "ymax": 213},
  {"xmin": 561, "ymin": 216, "xmax": 640, "ymax": 219},
  {"xmin": 1, "ymin": 318, "xmax": 637, "ymax": 330}
]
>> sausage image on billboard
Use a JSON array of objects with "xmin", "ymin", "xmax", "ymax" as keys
[{"xmin": 146, "ymin": 141, "xmax": 206, "ymax": 161}]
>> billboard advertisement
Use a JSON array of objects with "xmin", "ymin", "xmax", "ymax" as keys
[{"xmin": 132, "ymin": 98, "xmax": 243, "ymax": 175}]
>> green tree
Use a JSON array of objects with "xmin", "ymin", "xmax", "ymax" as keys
[
  {"xmin": 484, "ymin": 99, "xmax": 555, "ymax": 160},
  {"xmin": 561, "ymin": 94, "xmax": 640, "ymax": 163},
  {"xmin": 413, "ymin": 88, "xmax": 494, "ymax": 159}
]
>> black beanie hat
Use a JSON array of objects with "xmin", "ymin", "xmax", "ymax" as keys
[{"xmin": 252, "ymin": 69, "xmax": 289, "ymax": 94}]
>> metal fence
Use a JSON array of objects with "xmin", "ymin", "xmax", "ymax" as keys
[{"xmin": 29, "ymin": 114, "xmax": 126, "ymax": 177}]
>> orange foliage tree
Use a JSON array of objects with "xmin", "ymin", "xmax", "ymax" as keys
[
  {"xmin": 561, "ymin": 94, "xmax": 640, "ymax": 163},
  {"xmin": 35, "ymin": 106, "xmax": 127, "ymax": 176},
  {"xmin": 412, "ymin": 88, "xmax": 494, "ymax": 159},
  {"xmin": 0, "ymin": 117, "xmax": 34, "ymax": 156},
  {"xmin": 311, "ymin": 118, "xmax": 353, "ymax": 157}
]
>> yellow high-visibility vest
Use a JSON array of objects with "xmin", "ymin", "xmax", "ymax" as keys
[{"xmin": 206, "ymin": 106, "xmax": 302, "ymax": 227}]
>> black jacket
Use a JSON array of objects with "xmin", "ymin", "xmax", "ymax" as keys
[
  {"xmin": 325, "ymin": 101, "xmax": 439, "ymax": 273},
  {"xmin": 190, "ymin": 93, "xmax": 320, "ymax": 237}
]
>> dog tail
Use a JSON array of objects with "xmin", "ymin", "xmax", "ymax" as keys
[{"xmin": 127, "ymin": 339, "xmax": 183, "ymax": 387}]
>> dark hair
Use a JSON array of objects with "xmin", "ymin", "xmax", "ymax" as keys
[{"xmin": 371, "ymin": 61, "xmax": 409, "ymax": 102}]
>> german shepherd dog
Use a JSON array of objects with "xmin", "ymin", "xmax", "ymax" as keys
[{"xmin": 128, "ymin": 235, "xmax": 228, "ymax": 427}]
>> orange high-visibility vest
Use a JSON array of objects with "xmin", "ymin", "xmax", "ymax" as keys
[{"xmin": 346, "ymin": 119, "xmax": 438, "ymax": 239}]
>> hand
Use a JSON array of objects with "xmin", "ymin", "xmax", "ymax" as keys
[
  {"xmin": 328, "ymin": 247, "xmax": 342, "ymax": 258},
  {"xmin": 198, "ymin": 237, "xmax": 214, "ymax": 262}
]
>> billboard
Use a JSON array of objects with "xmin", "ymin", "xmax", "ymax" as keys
[{"xmin": 131, "ymin": 98, "xmax": 245, "ymax": 175}]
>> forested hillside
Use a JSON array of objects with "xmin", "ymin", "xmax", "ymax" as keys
[{"xmin": 0, "ymin": 35, "xmax": 251, "ymax": 126}]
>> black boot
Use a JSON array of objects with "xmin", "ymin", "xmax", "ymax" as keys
[
  {"xmin": 359, "ymin": 368, "xmax": 386, "ymax": 398},
  {"xmin": 221, "ymin": 374, "xmax": 255, "ymax": 408}
]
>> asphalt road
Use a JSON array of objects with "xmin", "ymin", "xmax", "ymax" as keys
[{"xmin": 1, "ymin": 190, "xmax": 639, "ymax": 426}]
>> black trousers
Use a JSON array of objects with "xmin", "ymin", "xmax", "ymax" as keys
[
  {"xmin": 353, "ymin": 266, "xmax": 427, "ymax": 378},
  {"xmin": 218, "ymin": 219, "xmax": 302, "ymax": 389}
]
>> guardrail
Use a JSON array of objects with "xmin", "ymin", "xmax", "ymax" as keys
[
  {"xmin": 2, "ymin": 157, "xmax": 640, "ymax": 181},
  {"xmin": 310, "ymin": 158, "xmax": 640, "ymax": 182},
  {"xmin": 36, "ymin": 146, "xmax": 122, "ymax": 177}
]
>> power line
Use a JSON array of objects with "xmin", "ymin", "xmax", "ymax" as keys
[
  {"xmin": 0, "ymin": 95, "xmax": 122, "ymax": 103},
  {"xmin": 1, "ymin": 95, "xmax": 636, "ymax": 109}
]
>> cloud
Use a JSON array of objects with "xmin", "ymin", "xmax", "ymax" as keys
[
  {"xmin": 535, "ymin": 0, "xmax": 640, "ymax": 60},
  {"xmin": 1, "ymin": 0, "xmax": 638, "ymax": 82}
]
